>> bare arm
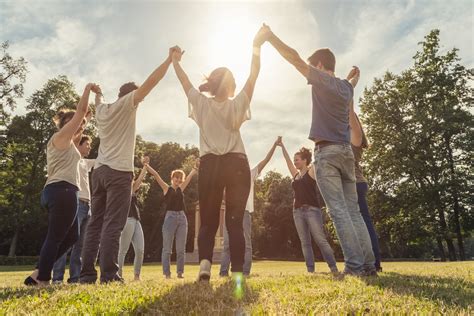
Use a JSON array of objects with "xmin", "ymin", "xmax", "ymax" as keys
[
  {"xmin": 346, "ymin": 66, "xmax": 360, "ymax": 88},
  {"xmin": 349, "ymin": 100, "xmax": 363, "ymax": 147},
  {"xmin": 133, "ymin": 54, "xmax": 173, "ymax": 106},
  {"xmin": 256, "ymin": 138, "xmax": 279, "ymax": 174},
  {"xmin": 172, "ymin": 48, "xmax": 194, "ymax": 97},
  {"xmin": 144, "ymin": 164, "xmax": 169, "ymax": 194},
  {"xmin": 180, "ymin": 168, "xmax": 197, "ymax": 191},
  {"xmin": 53, "ymin": 83, "xmax": 93, "ymax": 150},
  {"xmin": 241, "ymin": 26, "xmax": 267, "ymax": 101},
  {"xmin": 132, "ymin": 166, "xmax": 147, "ymax": 193},
  {"xmin": 267, "ymin": 28, "xmax": 309, "ymax": 78},
  {"xmin": 280, "ymin": 142, "xmax": 298, "ymax": 177}
]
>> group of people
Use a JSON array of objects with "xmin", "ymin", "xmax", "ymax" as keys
[{"xmin": 24, "ymin": 23, "xmax": 382, "ymax": 286}]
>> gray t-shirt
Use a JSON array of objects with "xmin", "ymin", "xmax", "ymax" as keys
[{"xmin": 307, "ymin": 66, "xmax": 353, "ymax": 143}]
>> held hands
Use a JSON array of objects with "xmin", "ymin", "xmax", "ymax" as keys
[
  {"xmin": 346, "ymin": 66, "xmax": 360, "ymax": 87},
  {"xmin": 170, "ymin": 45, "xmax": 184, "ymax": 62},
  {"xmin": 275, "ymin": 136, "xmax": 283, "ymax": 147},
  {"xmin": 141, "ymin": 155, "xmax": 150, "ymax": 166},
  {"xmin": 253, "ymin": 23, "xmax": 272, "ymax": 47},
  {"xmin": 90, "ymin": 84, "xmax": 102, "ymax": 95},
  {"xmin": 192, "ymin": 158, "xmax": 200, "ymax": 173}
]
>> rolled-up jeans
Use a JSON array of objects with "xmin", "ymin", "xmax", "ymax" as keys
[
  {"xmin": 314, "ymin": 144, "xmax": 375, "ymax": 273},
  {"xmin": 162, "ymin": 211, "xmax": 188, "ymax": 276},
  {"xmin": 293, "ymin": 205, "xmax": 337, "ymax": 272},
  {"xmin": 118, "ymin": 217, "xmax": 144, "ymax": 277},
  {"xmin": 52, "ymin": 199, "xmax": 90, "ymax": 282},
  {"xmin": 220, "ymin": 210, "xmax": 252, "ymax": 276}
]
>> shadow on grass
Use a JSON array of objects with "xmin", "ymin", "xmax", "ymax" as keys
[
  {"xmin": 134, "ymin": 279, "xmax": 259, "ymax": 315},
  {"xmin": 364, "ymin": 272, "xmax": 474, "ymax": 309},
  {"xmin": 0, "ymin": 284, "xmax": 64, "ymax": 301}
]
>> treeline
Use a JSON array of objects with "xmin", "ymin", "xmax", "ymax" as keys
[{"xmin": 1, "ymin": 30, "xmax": 472, "ymax": 261}]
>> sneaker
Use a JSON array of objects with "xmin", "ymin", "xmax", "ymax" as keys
[
  {"xmin": 198, "ymin": 259, "xmax": 211, "ymax": 282},
  {"xmin": 376, "ymin": 266, "xmax": 383, "ymax": 273},
  {"xmin": 52, "ymin": 280, "xmax": 63, "ymax": 285},
  {"xmin": 164, "ymin": 274, "xmax": 171, "ymax": 279},
  {"xmin": 177, "ymin": 273, "xmax": 184, "ymax": 279},
  {"xmin": 342, "ymin": 268, "xmax": 364, "ymax": 277}
]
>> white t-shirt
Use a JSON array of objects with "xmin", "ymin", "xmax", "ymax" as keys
[
  {"xmin": 245, "ymin": 166, "xmax": 260, "ymax": 213},
  {"xmin": 188, "ymin": 88, "xmax": 250, "ymax": 156},
  {"xmin": 78, "ymin": 159, "xmax": 95, "ymax": 201},
  {"xmin": 95, "ymin": 91, "xmax": 137, "ymax": 172}
]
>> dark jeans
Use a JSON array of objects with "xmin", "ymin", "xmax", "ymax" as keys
[
  {"xmin": 80, "ymin": 165, "xmax": 133, "ymax": 283},
  {"xmin": 357, "ymin": 182, "xmax": 382, "ymax": 269},
  {"xmin": 198, "ymin": 153, "xmax": 250, "ymax": 273},
  {"xmin": 37, "ymin": 181, "xmax": 79, "ymax": 281},
  {"xmin": 52, "ymin": 200, "xmax": 90, "ymax": 283}
]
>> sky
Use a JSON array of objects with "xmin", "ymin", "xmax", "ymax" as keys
[{"xmin": 1, "ymin": 0, "xmax": 473, "ymax": 176}]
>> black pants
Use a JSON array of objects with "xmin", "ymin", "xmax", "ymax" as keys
[
  {"xmin": 80, "ymin": 165, "xmax": 133, "ymax": 283},
  {"xmin": 198, "ymin": 153, "xmax": 250, "ymax": 272},
  {"xmin": 37, "ymin": 181, "xmax": 79, "ymax": 281}
]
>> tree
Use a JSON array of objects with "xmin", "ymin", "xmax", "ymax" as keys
[
  {"xmin": 0, "ymin": 41, "xmax": 28, "ymax": 127},
  {"xmin": 1, "ymin": 76, "xmax": 80, "ymax": 256},
  {"xmin": 360, "ymin": 29, "xmax": 473, "ymax": 260}
]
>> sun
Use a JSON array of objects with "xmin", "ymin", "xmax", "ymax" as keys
[{"xmin": 206, "ymin": 14, "xmax": 262, "ymax": 87}]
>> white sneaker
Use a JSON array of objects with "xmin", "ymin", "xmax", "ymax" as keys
[{"xmin": 198, "ymin": 259, "xmax": 211, "ymax": 281}]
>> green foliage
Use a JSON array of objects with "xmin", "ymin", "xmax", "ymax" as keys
[
  {"xmin": 0, "ymin": 41, "xmax": 28, "ymax": 127},
  {"xmin": 360, "ymin": 29, "xmax": 473, "ymax": 260}
]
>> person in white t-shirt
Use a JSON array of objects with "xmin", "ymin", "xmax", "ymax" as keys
[
  {"xmin": 80, "ymin": 49, "xmax": 175, "ymax": 284},
  {"xmin": 171, "ymin": 25, "xmax": 271, "ymax": 282},
  {"xmin": 219, "ymin": 138, "xmax": 280, "ymax": 277}
]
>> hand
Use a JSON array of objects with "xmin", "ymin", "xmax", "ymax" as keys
[
  {"xmin": 346, "ymin": 66, "xmax": 360, "ymax": 86},
  {"xmin": 171, "ymin": 46, "xmax": 184, "ymax": 62},
  {"xmin": 253, "ymin": 23, "xmax": 272, "ymax": 47},
  {"xmin": 141, "ymin": 156, "xmax": 150, "ymax": 165},
  {"xmin": 275, "ymin": 136, "xmax": 283, "ymax": 146},
  {"xmin": 193, "ymin": 158, "xmax": 200, "ymax": 170},
  {"xmin": 91, "ymin": 84, "xmax": 102, "ymax": 95}
]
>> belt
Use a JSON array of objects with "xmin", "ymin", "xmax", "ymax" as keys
[
  {"xmin": 200, "ymin": 152, "xmax": 248, "ymax": 162},
  {"xmin": 79, "ymin": 198, "xmax": 90, "ymax": 204},
  {"xmin": 315, "ymin": 141, "xmax": 340, "ymax": 150}
]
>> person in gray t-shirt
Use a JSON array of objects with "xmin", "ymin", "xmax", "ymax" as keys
[{"xmin": 261, "ymin": 24, "xmax": 376, "ymax": 276}]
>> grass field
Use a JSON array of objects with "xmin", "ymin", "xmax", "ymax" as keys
[{"xmin": 0, "ymin": 261, "xmax": 472, "ymax": 315}]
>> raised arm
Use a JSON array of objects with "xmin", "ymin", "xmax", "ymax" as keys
[
  {"xmin": 279, "ymin": 140, "xmax": 298, "ymax": 177},
  {"xmin": 132, "ymin": 166, "xmax": 147, "ymax": 193},
  {"xmin": 265, "ymin": 25, "xmax": 309, "ymax": 78},
  {"xmin": 346, "ymin": 66, "xmax": 360, "ymax": 88},
  {"xmin": 241, "ymin": 26, "xmax": 266, "ymax": 101},
  {"xmin": 133, "ymin": 51, "xmax": 173, "ymax": 106},
  {"xmin": 144, "ymin": 163, "xmax": 169, "ymax": 194},
  {"xmin": 93, "ymin": 84, "xmax": 103, "ymax": 106},
  {"xmin": 172, "ymin": 47, "xmax": 195, "ymax": 97},
  {"xmin": 349, "ymin": 100, "xmax": 363, "ymax": 147},
  {"xmin": 256, "ymin": 137, "xmax": 279, "ymax": 174},
  {"xmin": 180, "ymin": 168, "xmax": 197, "ymax": 192},
  {"xmin": 53, "ymin": 83, "xmax": 94, "ymax": 150}
]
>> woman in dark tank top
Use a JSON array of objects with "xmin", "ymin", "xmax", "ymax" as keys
[
  {"xmin": 277, "ymin": 139, "xmax": 338, "ymax": 274},
  {"xmin": 350, "ymin": 101, "xmax": 382, "ymax": 272},
  {"xmin": 145, "ymin": 159, "xmax": 198, "ymax": 279}
]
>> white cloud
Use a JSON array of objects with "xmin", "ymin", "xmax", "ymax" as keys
[{"xmin": 2, "ymin": 0, "xmax": 472, "ymax": 176}]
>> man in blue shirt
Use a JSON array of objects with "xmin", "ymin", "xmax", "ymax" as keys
[{"xmin": 262, "ymin": 24, "xmax": 376, "ymax": 276}]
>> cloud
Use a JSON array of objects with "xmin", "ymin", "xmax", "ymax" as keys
[{"xmin": 2, "ymin": 0, "xmax": 472, "ymax": 176}]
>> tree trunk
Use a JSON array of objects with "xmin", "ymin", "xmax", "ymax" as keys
[
  {"xmin": 8, "ymin": 228, "xmax": 19, "ymax": 257},
  {"xmin": 436, "ymin": 238, "xmax": 446, "ymax": 261},
  {"xmin": 437, "ymin": 208, "xmax": 457, "ymax": 261},
  {"xmin": 444, "ymin": 135, "xmax": 466, "ymax": 260}
]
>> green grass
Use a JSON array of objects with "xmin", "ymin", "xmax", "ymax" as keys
[{"xmin": 0, "ymin": 261, "xmax": 472, "ymax": 315}]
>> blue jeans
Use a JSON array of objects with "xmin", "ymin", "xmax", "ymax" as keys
[
  {"xmin": 37, "ymin": 181, "xmax": 79, "ymax": 281},
  {"xmin": 220, "ymin": 210, "xmax": 252, "ymax": 276},
  {"xmin": 162, "ymin": 211, "xmax": 188, "ymax": 276},
  {"xmin": 52, "ymin": 200, "xmax": 90, "ymax": 282},
  {"xmin": 118, "ymin": 217, "xmax": 144, "ymax": 277},
  {"xmin": 314, "ymin": 144, "xmax": 375, "ymax": 273},
  {"xmin": 357, "ymin": 182, "xmax": 382, "ymax": 270},
  {"xmin": 293, "ymin": 205, "xmax": 337, "ymax": 272}
]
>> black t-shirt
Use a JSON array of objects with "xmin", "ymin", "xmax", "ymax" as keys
[
  {"xmin": 291, "ymin": 171, "xmax": 325, "ymax": 209},
  {"xmin": 128, "ymin": 194, "xmax": 141, "ymax": 220},
  {"xmin": 164, "ymin": 186, "xmax": 186, "ymax": 212}
]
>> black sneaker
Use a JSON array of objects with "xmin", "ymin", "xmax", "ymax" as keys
[{"xmin": 198, "ymin": 259, "xmax": 211, "ymax": 282}]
